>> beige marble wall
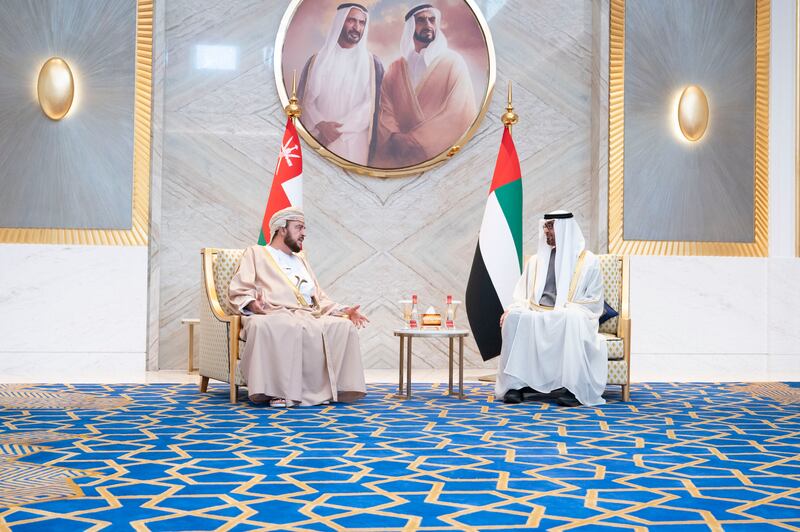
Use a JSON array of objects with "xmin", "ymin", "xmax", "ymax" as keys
[
  {"xmin": 591, "ymin": 0, "xmax": 609, "ymax": 253},
  {"xmin": 147, "ymin": 0, "xmax": 167, "ymax": 371},
  {"xmin": 152, "ymin": 0, "xmax": 604, "ymax": 370}
]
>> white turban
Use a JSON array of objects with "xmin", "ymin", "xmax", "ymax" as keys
[
  {"xmin": 532, "ymin": 210, "xmax": 587, "ymax": 309},
  {"xmin": 401, "ymin": 3, "xmax": 448, "ymax": 88},
  {"xmin": 303, "ymin": 4, "xmax": 371, "ymax": 127},
  {"xmin": 269, "ymin": 207, "xmax": 305, "ymax": 234}
]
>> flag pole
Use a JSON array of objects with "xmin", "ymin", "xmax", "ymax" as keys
[
  {"xmin": 478, "ymin": 80, "xmax": 519, "ymax": 384},
  {"xmin": 501, "ymin": 80, "xmax": 518, "ymax": 131},
  {"xmin": 285, "ymin": 69, "xmax": 302, "ymax": 121},
  {"xmin": 259, "ymin": 72, "xmax": 303, "ymax": 246}
]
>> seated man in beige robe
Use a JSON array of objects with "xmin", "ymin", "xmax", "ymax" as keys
[
  {"xmin": 372, "ymin": 3, "xmax": 477, "ymax": 168},
  {"xmin": 228, "ymin": 207, "xmax": 368, "ymax": 407}
]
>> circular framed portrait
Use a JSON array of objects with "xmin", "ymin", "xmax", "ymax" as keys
[{"xmin": 274, "ymin": 0, "xmax": 496, "ymax": 177}]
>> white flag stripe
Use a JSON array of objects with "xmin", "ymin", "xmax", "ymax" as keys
[
  {"xmin": 281, "ymin": 174, "xmax": 303, "ymax": 207},
  {"xmin": 478, "ymin": 192, "xmax": 521, "ymax": 309}
]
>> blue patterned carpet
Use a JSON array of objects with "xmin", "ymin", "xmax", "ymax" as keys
[{"xmin": 0, "ymin": 382, "xmax": 798, "ymax": 531}]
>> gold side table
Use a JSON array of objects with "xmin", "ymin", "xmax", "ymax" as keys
[
  {"xmin": 392, "ymin": 329, "xmax": 470, "ymax": 399},
  {"xmin": 181, "ymin": 318, "xmax": 200, "ymax": 373}
]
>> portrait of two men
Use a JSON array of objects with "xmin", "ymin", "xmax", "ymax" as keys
[{"xmin": 281, "ymin": 0, "xmax": 491, "ymax": 170}]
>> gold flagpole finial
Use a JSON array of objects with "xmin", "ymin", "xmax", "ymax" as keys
[
  {"xmin": 285, "ymin": 69, "xmax": 302, "ymax": 119},
  {"xmin": 501, "ymin": 80, "xmax": 518, "ymax": 129}
]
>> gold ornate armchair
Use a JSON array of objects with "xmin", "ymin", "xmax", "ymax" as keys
[
  {"xmin": 598, "ymin": 254, "xmax": 632, "ymax": 401},
  {"xmin": 199, "ymin": 248, "xmax": 246, "ymax": 403}
]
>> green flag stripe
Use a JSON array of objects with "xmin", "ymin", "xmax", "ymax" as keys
[{"xmin": 493, "ymin": 180, "xmax": 523, "ymax": 268}]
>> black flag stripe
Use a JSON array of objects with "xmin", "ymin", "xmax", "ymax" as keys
[{"xmin": 465, "ymin": 245, "xmax": 505, "ymax": 361}]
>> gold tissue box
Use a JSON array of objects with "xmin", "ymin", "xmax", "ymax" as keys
[{"xmin": 421, "ymin": 313, "xmax": 442, "ymax": 328}]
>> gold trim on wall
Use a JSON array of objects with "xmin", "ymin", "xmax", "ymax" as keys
[
  {"xmin": 273, "ymin": 0, "xmax": 496, "ymax": 178},
  {"xmin": 0, "ymin": 0, "xmax": 153, "ymax": 246},
  {"xmin": 608, "ymin": 0, "xmax": 770, "ymax": 256}
]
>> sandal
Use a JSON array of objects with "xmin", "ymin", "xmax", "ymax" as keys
[{"xmin": 269, "ymin": 398, "xmax": 287, "ymax": 408}]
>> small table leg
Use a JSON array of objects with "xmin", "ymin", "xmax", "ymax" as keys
[
  {"xmin": 398, "ymin": 336, "xmax": 405, "ymax": 396},
  {"xmin": 458, "ymin": 336, "xmax": 465, "ymax": 399},
  {"xmin": 187, "ymin": 323, "xmax": 196, "ymax": 373},
  {"xmin": 406, "ymin": 336, "xmax": 413, "ymax": 399},
  {"xmin": 448, "ymin": 337, "xmax": 454, "ymax": 395}
]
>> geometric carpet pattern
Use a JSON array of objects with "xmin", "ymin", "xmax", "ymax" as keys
[{"xmin": 0, "ymin": 383, "xmax": 798, "ymax": 530}]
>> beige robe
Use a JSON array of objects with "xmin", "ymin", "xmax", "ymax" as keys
[
  {"xmin": 228, "ymin": 245, "xmax": 366, "ymax": 406},
  {"xmin": 372, "ymin": 49, "xmax": 477, "ymax": 168}
]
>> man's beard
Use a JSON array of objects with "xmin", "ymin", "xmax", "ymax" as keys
[
  {"xmin": 414, "ymin": 30, "xmax": 435, "ymax": 45},
  {"xmin": 285, "ymin": 235, "xmax": 303, "ymax": 252},
  {"xmin": 341, "ymin": 28, "xmax": 362, "ymax": 45}
]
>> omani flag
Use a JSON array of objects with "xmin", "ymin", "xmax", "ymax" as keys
[{"xmin": 258, "ymin": 118, "xmax": 303, "ymax": 245}]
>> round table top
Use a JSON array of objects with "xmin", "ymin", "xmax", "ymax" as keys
[{"xmin": 393, "ymin": 328, "xmax": 470, "ymax": 338}]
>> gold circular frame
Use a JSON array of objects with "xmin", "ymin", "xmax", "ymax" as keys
[{"xmin": 273, "ymin": 0, "xmax": 496, "ymax": 178}]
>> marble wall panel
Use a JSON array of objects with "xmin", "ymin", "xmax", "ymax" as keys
[
  {"xmin": 768, "ymin": 259, "xmax": 800, "ymax": 356},
  {"xmin": 153, "ymin": 0, "xmax": 598, "ymax": 369},
  {"xmin": 630, "ymin": 256, "xmax": 769, "ymax": 355},
  {"xmin": 0, "ymin": 245, "xmax": 148, "ymax": 355},
  {"xmin": 0, "ymin": 352, "xmax": 145, "ymax": 384},
  {"xmin": 590, "ymin": 0, "xmax": 609, "ymax": 253},
  {"xmin": 147, "ymin": 0, "xmax": 167, "ymax": 371}
]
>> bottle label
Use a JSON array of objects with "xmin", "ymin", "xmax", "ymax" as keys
[
  {"xmin": 409, "ymin": 319, "xmax": 418, "ymax": 329},
  {"xmin": 446, "ymin": 319, "xmax": 454, "ymax": 328}
]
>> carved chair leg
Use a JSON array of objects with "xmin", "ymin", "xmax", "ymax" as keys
[{"xmin": 199, "ymin": 376, "xmax": 209, "ymax": 393}]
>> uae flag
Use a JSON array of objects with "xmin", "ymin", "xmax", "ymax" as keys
[
  {"xmin": 465, "ymin": 127, "xmax": 523, "ymax": 361},
  {"xmin": 258, "ymin": 118, "xmax": 303, "ymax": 245}
]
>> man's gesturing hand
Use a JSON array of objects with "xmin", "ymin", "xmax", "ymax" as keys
[{"xmin": 341, "ymin": 305, "xmax": 369, "ymax": 328}]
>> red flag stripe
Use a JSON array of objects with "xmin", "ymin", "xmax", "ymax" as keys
[{"xmin": 488, "ymin": 127, "xmax": 521, "ymax": 194}]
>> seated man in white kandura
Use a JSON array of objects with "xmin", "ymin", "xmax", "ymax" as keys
[
  {"xmin": 228, "ymin": 207, "xmax": 368, "ymax": 407},
  {"xmin": 497, "ymin": 211, "xmax": 608, "ymax": 407}
]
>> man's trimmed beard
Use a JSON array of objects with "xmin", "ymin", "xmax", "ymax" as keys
[
  {"xmin": 414, "ymin": 30, "xmax": 435, "ymax": 44},
  {"xmin": 285, "ymin": 234, "xmax": 303, "ymax": 252}
]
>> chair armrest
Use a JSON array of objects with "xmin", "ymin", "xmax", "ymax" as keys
[{"xmin": 201, "ymin": 248, "xmax": 239, "ymax": 323}]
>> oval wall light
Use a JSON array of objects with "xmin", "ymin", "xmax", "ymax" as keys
[
  {"xmin": 677, "ymin": 85, "xmax": 709, "ymax": 142},
  {"xmin": 37, "ymin": 57, "xmax": 75, "ymax": 120}
]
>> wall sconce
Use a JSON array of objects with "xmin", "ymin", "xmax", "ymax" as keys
[
  {"xmin": 37, "ymin": 57, "xmax": 75, "ymax": 120},
  {"xmin": 676, "ymin": 85, "xmax": 709, "ymax": 142}
]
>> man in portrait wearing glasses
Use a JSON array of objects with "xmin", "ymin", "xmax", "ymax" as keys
[{"xmin": 229, "ymin": 207, "xmax": 368, "ymax": 407}]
